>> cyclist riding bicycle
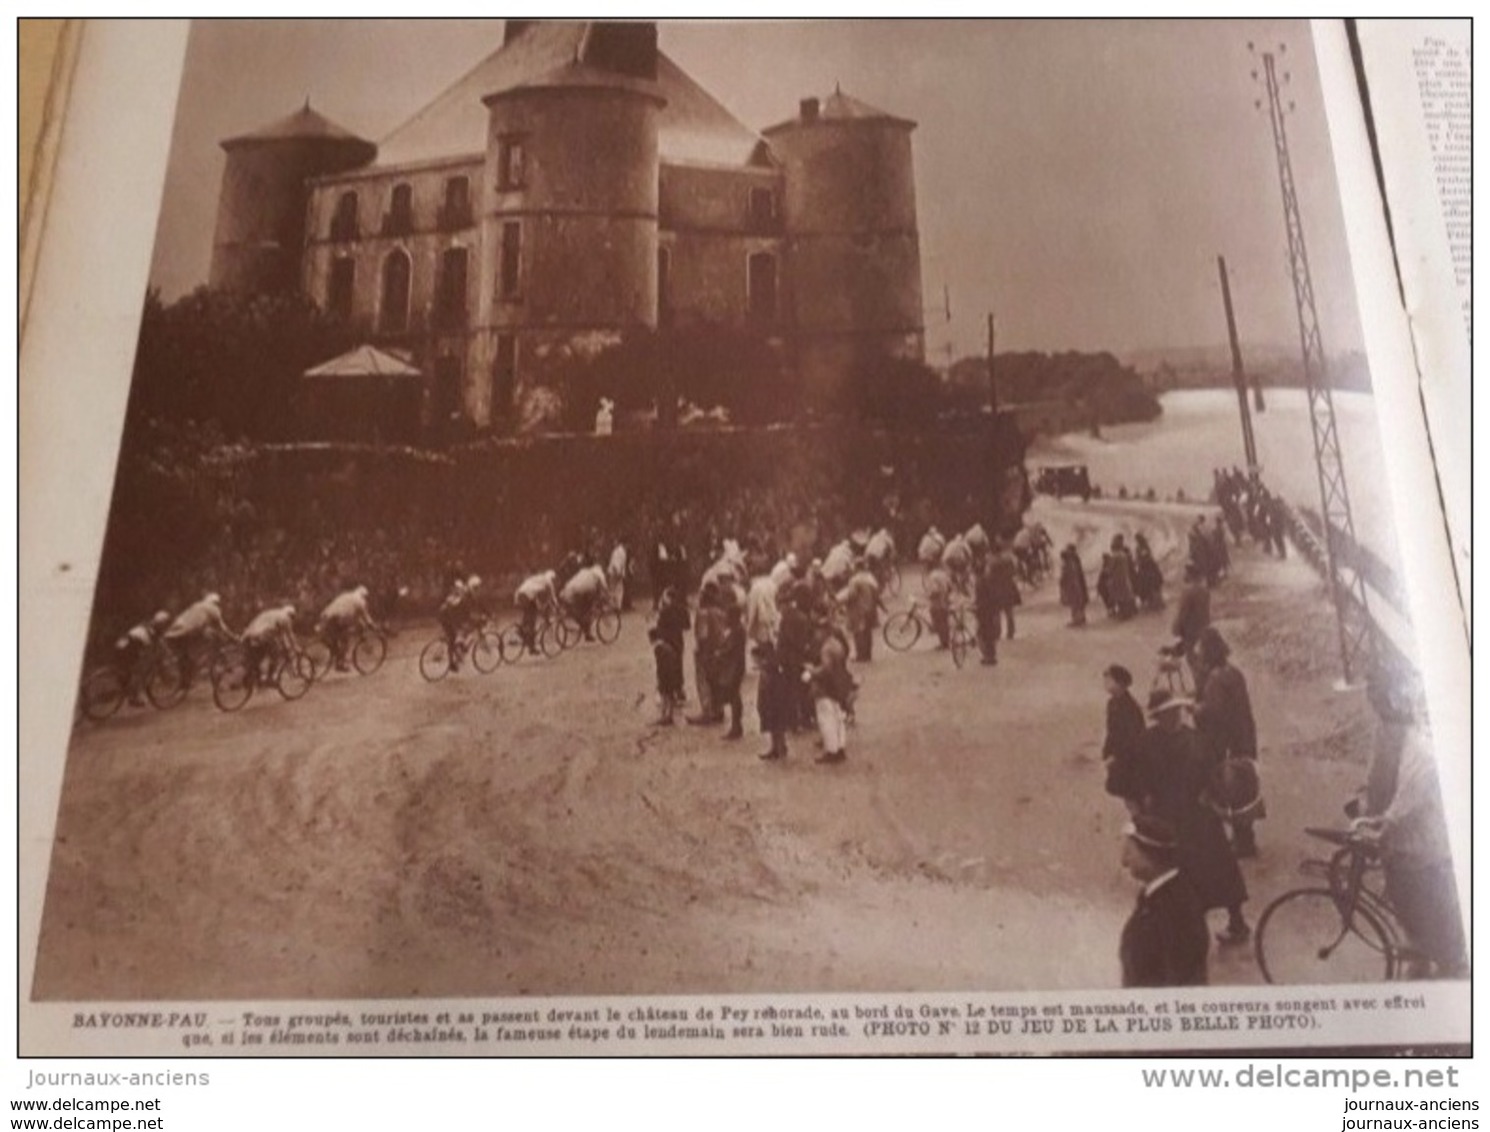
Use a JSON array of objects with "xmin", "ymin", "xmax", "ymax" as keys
[
  {"xmin": 439, "ymin": 575, "xmax": 484, "ymax": 671},
  {"xmin": 317, "ymin": 584, "xmax": 379, "ymax": 672},
  {"xmin": 113, "ymin": 610, "xmax": 171, "ymax": 705},
  {"xmin": 240, "ymin": 604, "xmax": 299, "ymax": 689},
  {"xmin": 163, "ymin": 592, "xmax": 238, "ymax": 686},
  {"xmin": 560, "ymin": 562, "xmax": 608, "ymax": 642},
  {"xmin": 515, "ymin": 569, "xmax": 559, "ymax": 655}
]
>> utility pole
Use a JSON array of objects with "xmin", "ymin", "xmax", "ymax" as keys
[
  {"xmin": 1216, "ymin": 255, "xmax": 1259, "ymax": 471},
  {"xmin": 1253, "ymin": 42, "xmax": 1373, "ymax": 684},
  {"xmin": 986, "ymin": 312, "xmax": 998, "ymax": 414}
]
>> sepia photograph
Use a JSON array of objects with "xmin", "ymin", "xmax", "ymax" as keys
[{"xmin": 18, "ymin": 18, "xmax": 1470, "ymax": 1057}]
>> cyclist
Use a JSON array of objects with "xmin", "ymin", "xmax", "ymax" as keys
[
  {"xmin": 560, "ymin": 561, "xmax": 609, "ymax": 642},
  {"xmin": 163, "ymin": 593, "xmax": 238, "ymax": 688},
  {"xmin": 515, "ymin": 569, "xmax": 559, "ymax": 655},
  {"xmin": 439, "ymin": 575, "xmax": 484, "ymax": 671},
  {"xmin": 865, "ymin": 527, "xmax": 897, "ymax": 590},
  {"xmin": 240, "ymin": 604, "xmax": 299, "ymax": 689},
  {"xmin": 113, "ymin": 610, "xmax": 171, "ymax": 705},
  {"xmin": 317, "ymin": 584, "xmax": 379, "ymax": 672}
]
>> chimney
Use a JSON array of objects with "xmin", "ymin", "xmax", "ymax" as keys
[
  {"xmin": 504, "ymin": 20, "xmax": 536, "ymax": 45},
  {"xmin": 800, "ymin": 97, "xmax": 820, "ymax": 122},
  {"xmin": 584, "ymin": 22, "xmax": 659, "ymax": 80}
]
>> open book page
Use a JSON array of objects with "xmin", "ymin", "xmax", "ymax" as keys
[
  {"xmin": 15, "ymin": 18, "xmax": 1470, "ymax": 1071},
  {"xmin": 18, "ymin": 18, "xmax": 84, "ymax": 340},
  {"xmin": 1352, "ymin": 19, "xmax": 1471, "ymax": 638}
]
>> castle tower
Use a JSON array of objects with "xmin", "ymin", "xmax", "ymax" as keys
[
  {"xmin": 209, "ymin": 102, "xmax": 376, "ymax": 296},
  {"xmin": 763, "ymin": 88, "xmax": 925, "ymax": 410},
  {"xmin": 473, "ymin": 26, "xmax": 664, "ymax": 426}
]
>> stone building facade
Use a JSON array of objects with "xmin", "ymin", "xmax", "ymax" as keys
[{"xmin": 209, "ymin": 20, "xmax": 925, "ymax": 433}]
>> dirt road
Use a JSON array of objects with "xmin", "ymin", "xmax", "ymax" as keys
[{"xmin": 33, "ymin": 500, "xmax": 1378, "ymax": 1001}]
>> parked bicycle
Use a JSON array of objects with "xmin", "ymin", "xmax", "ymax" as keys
[
  {"xmin": 881, "ymin": 597, "xmax": 975, "ymax": 668},
  {"xmin": 1254, "ymin": 827, "xmax": 1418, "ymax": 984}
]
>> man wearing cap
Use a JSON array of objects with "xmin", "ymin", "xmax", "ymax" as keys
[
  {"xmin": 1131, "ymin": 688, "xmax": 1251, "ymax": 946},
  {"xmin": 1119, "ymin": 815, "xmax": 1210, "ymax": 987},
  {"xmin": 240, "ymin": 603, "xmax": 300, "ymax": 689},
  {"xmin": 114, "ymin": 610, "xmax": 172, "ymax": 705},
  {"xmin": 163, "ymin": 593, "xmax": 239, "ymax": 688},
  {"xmin": 317, "ymin": 584, "xmax": 378, "ymax": 673}
]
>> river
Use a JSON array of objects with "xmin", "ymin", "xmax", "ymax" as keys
[{"xmin": 1030, "ymin": 387, "xmax": 1404, "ymax": 569}]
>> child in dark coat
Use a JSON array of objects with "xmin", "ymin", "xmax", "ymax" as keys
[{"xmin": 649, "ymin": 626, "xmax": 683, "ymax": 726}]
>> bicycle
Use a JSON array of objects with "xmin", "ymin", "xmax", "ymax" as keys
[
  {"xmin": 501, "ymin": 606, "xmax": 570, "ymax": 662},
  {"xmin": 304, "ymin": 624, "xmax": 389, "ymax": 681},
  {"xmin": 144, "ymin": 637, "xmax": 237, "ymax": 710},
  {"xmin": 211, "ymin": 643, "xmax": 315, "ymax": 712},
  {"xmin": 419, "ymin": 618, "xmax": 501, "ymax": 682},
  {"xmin": 552, "ymin": 594, "xmax": 624, "ymax": 652},
  {"xmin": 881, "ymin": 597, "xmax": 975, "ymax": 668},
  {"xmin": 1253, "ymin": 827, "xmax": 1415, "ymax": 984},
  {"xmin": 78, "ymin": 664, "xmax": 132, "ymax": 723}
]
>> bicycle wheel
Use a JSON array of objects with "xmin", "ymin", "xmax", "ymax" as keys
[
  {"xmin": 352, "ymin": 631, "xmax": 387, "ymax": 676},
  {"xmin": 212, "ymin": 660, "xmax": 256, "ymax": 713},
  {"xmin": 1255, "ymin": 887, "xmax": 1396, "ymax": 984},
  {"xmin": 274, "ymin": 653, "xmax": 313, "ymax": 701},
  {"xmin": 80, "ymin": 668, "xmax": 126, "ymax": 722},
  {"xmin": 883, "ymin": 610, "xmax": 921, "ymax": 652},
  {"xmin": 145, "ymin": 652, "xmax": 188, "ymax": 710},
  {"xmin": 538, "ymin": 621, "xmax": 564, "ymax": 659},
  {"xmin": 498, "ymin": 623, "xmax": 528, "ymax": 663},
  {"xmin": 302, "ymin": 638, "xmax": 333, "ymax": 682},
  {"xmin": 594, "ymin": 608, "xmax": 622, "ymax": 645},
  {"xmin": 557, "ymin": 615, "xmax": 583, "ymax": 650},
  {"xmin": 471, "ymin": 629, "xmax": 502, "ymax": 674},
  {"xmin": 949, "ymin": 613, "xmax": 971, "ymax": 669},
  {"xmin": 419, "ymin": 638, "xmax": 453, "ymax": 682}
]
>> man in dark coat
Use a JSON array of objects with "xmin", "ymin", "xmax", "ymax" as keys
[
  {"xmin": 1059, "ymin": 544, "xmax": 1088, "ymax": 627},
  {"xmin": 1119, "ymin": 814, "xmax": 1210, "ymax": 988},
  {"xmin": 1102, "ymin": 664, "xmax": 1146, "ymax": 808},
  {"xmin": 713, "ymin": 604, "xmax": 747, "ymax": 740},
  {"xmin": 656, "ymin": 587, "xmax": 691, "ymax": 709},
  {"xmin": 1193, "ymin": 628, "xmax": 1261, "ymax": 858},
  {"xmin": 1128, "ymin": 689, "xmax": 1250, "ymax": 946},
  {"xmin": 986, "ymin": 541, "xmax": 1022, "ymax": 640},
  {"xmin": 755, "ymin": 640, "xmax": 791, "ymax": 761},
  {"xmin": 1170, "ymin": 562, "xmax": 1211, "ymax": 687}
]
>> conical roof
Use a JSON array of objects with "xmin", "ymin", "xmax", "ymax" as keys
[
  {"xmin": 375, "ymin": 20, "xmax": 764, "ymax": 169},
  {"xmin": 762, "ymin": 86, "xmax": 916, "ymax": 134},
  {"xmin": 223, "ymin": 101, "xmax": 375, "ymax": 151}
]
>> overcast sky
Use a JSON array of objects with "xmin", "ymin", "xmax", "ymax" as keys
[{"xmin": 150, "ymin": 18, "xmax": 1367, "ymax": 360}]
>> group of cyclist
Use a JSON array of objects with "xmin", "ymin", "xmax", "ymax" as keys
[{"xmin": 106, "ymin": 585, "xmax": 383, "ymax": 706}]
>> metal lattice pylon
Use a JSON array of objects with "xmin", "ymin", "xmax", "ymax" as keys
[{"xmin": 1259, "ymin": 49, "xmax": 1374, "ymax": 684}]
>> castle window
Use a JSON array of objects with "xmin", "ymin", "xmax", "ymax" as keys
[
  {"xmin": 492, "ymin": 335, "xmax": 518, "ymax": 420},
  {"xmin": 328, "ymin": 256, "xmax": 355, "ymax": 321},
  {"xmin": 440, "ymin": 176, "xmax": 472, "ymax": 229},
  {"xmin": 498, "ymin": 136, "xmax": 527, "ymax": 191},
  {"xmin": 749, "ymin": 187, "xmax": 778, "ymax": 230},
  {"xmin": 383, "ymin": 183, "xmax": 414, "ymax": 236},
  {"xmin": 499, "ymin": 221, "xmax": 522, "ymax": 299},
  {"xmin": 331, "ymin": 191, "xmax": 359, "ymax": 241},
  {"xmin": 747, "ymin": 251, "xmax": 778, "ymax": 326},
  {"xmin": 435, "ymin": 247, "xmax": 469, "ymax": 329},
  {"xmin": 379, "ymin": 249, "xmax": 411, "ymax": 335}
]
